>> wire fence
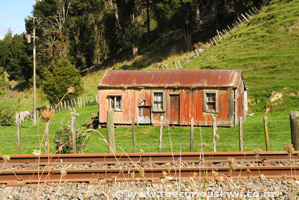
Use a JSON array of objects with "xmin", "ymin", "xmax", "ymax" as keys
[
  {"xmin": 0, "ymin": 114, "xmax": 293, "ymax": 155},
  {"xmin": 13, "ymin": 95, "xmax": 98, "ymax": 124},
  {"xmin": 153, "ymin": 6, "xmax": 261, "ymax": 70}
]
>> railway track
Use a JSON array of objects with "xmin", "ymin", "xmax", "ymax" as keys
[
  {"xmin": 1, "ymin": 166, "xmax": 299, "ymax": 186},
  {"xmin": 1, "ymin": 151, "xmax": 298, "ymax": 166},
  {"xmin": 0, "ymin": 151, "xmax": 298, "ymax": 186}
]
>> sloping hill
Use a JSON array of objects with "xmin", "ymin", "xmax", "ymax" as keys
[{"xmin": 185, "ymin": 0, "xmax": 299, "ymax": 113}]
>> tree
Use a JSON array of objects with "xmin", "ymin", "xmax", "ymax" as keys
[
  {"xmin": 0, "ymin": 67, "xmax": 9, "ymax": 95},
  {"xmin": 0, "ymin": 30, "xmax": 32, "ymax": 81},
  {"xmin": 155, "ymin": 0, "xmax": 199, "ymax": 50},
  {"xmin": 43, "ymin": 58, "xmax": 82, "ymax": 105},
  {"xmin": 67, "ymin": 0, "xmax": 105, "ymax": 70}
]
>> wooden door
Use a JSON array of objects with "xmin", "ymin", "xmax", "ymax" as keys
[
  {"xmin": 138, "ymin": 106, "xmax": 151, "ymax": 124},
  {"xmin": 169, "ymin": 95, "xmax": 180, "ymax": 124}
]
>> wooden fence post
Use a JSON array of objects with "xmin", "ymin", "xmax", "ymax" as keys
[
  {"xmin": 74, "ymin": 99, "xmax": 77, "ymax": 108},
  {"xmin": 45, "ymin": 122, "xmax": 50, "ymax": 154},
  {"xmin": 71, "ymin": 115, "xmax": 77, "ymax": 154},
  {"xmin": 16, "ymin": 114, "xmax": 21, "ymax": 155},
  {"xmin": 175, "ymin": 62, "xmax": 178, "ymax": 69},
  {"xmin": 219, "ymin": 31, "xmax": 225, "ymax": 39},
  {"xmin": 212, "ymin": 37, "xmax": 218, "ymax": 45},
  {"xmin": 107, "ymin": 110, "xmax": 116, "ymax": 153},
  {"xmin": 227, "ymin": 25, "xmax": 231, "ymax": 31},
  {"xmin": 245, "ymin": 12, "xmax": 251, "ymax": 19},
  {"xmin": 241, "ymin": 14, "xmax": 249, "ymax": 22},
  {"xmin": 178, "ymin": 61, "xmax": 182, "ymax": 69},
  {"xmin": 180, "ymin": 59, "xmax": 186, "ymax": 67},
  {"xmin": 195, "ymin": 49, "xmax": 199, "ymax": 57},
  {"xmin": 132, "ymin": 116, "xmax": 136, "ymax": 153},
  {"xmin": 264, "ymin": 116, "xmax": 270, "ymax": 151},
  {"xmin": 290, "ymin": 111, "xmax": 299, "ymax": 150},
  {"xmin": 216, "ymin": 30, "xmax": 222, "ymax": 41},
  {"xmin": 239, "ymin": 117, "xmax": 243, "ymax": 151},
  {"xmin": 190, "ymin": 117, "xmax": 194, "ymax": 152},
  {"xmin": 60, "ymin": 102, "xmax": 63, "ymax": 112},
  {"xmin": 158, "ymin": 116, "xmax": 164, "ymax": 153},
  {"xmin": 212, "ymin": 116, "xmax": 217, "ymax": 152}
]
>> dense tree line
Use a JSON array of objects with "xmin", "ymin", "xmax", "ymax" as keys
[{"xmin": 0, "ymin": 0, "xmax": 268, "ymax": 96}]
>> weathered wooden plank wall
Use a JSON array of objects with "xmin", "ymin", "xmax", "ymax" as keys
[{"xmin": 99, "ymin": 87, "xmax": 243, "ymax": 127}]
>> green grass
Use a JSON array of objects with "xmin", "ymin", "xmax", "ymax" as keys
[
  {"xmin": 184, "ymin": 0, "xmax": 299, "ymax": 113},
  {"xmin": 0, "ymin": 104, "xmax": 292, "ymax": 155}
]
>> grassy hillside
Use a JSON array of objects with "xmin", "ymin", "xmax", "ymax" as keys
[{"xmin": 185, "ymin": 0, "xmax": 299, "ymax": 113}]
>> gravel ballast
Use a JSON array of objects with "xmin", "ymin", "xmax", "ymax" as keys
[{"xmin": 0, "ymin": 177, "xmax": 298, "ymax": 199}]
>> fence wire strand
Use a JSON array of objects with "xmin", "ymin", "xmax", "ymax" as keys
[{"xmin": 0, "ymin": 113, "xmax": 293, "ymax": 154}]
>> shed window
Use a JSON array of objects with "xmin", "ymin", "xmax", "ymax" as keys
[
  {"xmin": 204, "ymin": 91, "xmax": 217, "ymax": 113},
  {"xmin": 109, "ymin": 96, "xmax": 121, "ymax": 111},
  {"xmin": 152, "ymin": 92, "xmax": 164, "ymax": 111}
]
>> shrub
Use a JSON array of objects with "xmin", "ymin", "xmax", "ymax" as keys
[
  {"xmin": 0, "ymin": 67, "xmax": 9, "ymax": 96},
  {"xmin": 0, "ymin": 109, "xmax": 15, "ymax": 124},
  {"xmin": 53, "ymin": 121, "xmax": 89, "ymax": 154}
]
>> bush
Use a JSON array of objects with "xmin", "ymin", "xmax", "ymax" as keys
[
  {"xmin": 53, "ymin": 121, "xmax": 89, "ymax": 154},
  {"xmin": 43, "ymin": 58, "xmax": 83, "ymax": 105},
  {"xmin": 0, "ymin": 67, "xmax": 9, "ymax": 96},
  {"xmin": 0, "ymin": 109, "xmax": 15, "ymax": 124}
]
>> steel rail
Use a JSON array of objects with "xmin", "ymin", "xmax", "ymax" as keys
[
  {"xmin": 1, "ymin": 166, "xmax": 299, "ymax": 186},
  {"xmin": 0, "ymin": 151, "xmax": 298, "ymax": 167}
]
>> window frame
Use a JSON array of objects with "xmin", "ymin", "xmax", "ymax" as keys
[
  {"xmin": 108, "ymin": 95, "xmax": 122, "ymax": 112},
  {"xmin": 203, "ymin": 90, "xmax": 218, "ymax": 113},
  {"xmin": 151, "ymin": 91, "xmax": 165, "ymax": 112}
]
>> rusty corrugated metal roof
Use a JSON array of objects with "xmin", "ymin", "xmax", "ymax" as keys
[{"xmin": 98, "ymin": 70, "xmax": 242, "ymax": 88}]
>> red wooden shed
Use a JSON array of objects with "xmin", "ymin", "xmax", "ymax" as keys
[{"xmin": 98, "ymin": 70, "xmax": 247, "ymax": 127}]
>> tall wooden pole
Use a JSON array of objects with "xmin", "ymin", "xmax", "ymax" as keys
[{"xmin": 33, "ymin": 17, "xmax": 37, "ymax": 126}]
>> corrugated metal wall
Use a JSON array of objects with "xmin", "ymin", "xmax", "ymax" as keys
[{"xmin": 99, "ymin": 87, "xmax": 242, "ymax": 127}]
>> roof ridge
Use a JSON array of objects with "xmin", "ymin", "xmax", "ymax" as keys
[
  {"xmin": 106, "ymin": 69, "xmax": 242, "ymax": 72},
  {"xmin": 98, "ymin": 70, "xmax": 243, "ymax": 88}
]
